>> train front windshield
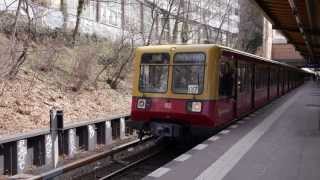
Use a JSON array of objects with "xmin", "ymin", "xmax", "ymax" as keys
[
  {"xmin": 172, "ymin": 53, "xmax": 205, "ymax": 94},
  {"xmin": 139, "ymin": 53, "xmax": 169, "ymax": 93}
]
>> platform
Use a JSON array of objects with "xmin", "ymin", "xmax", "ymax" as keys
[{"xmin": 144, "ymin": 81, "xmax": 320, "ymax": 180}]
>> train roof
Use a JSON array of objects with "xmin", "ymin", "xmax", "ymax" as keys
[
  {"xmin": 219, "ymin": 45, "xmax": 300, "ymax": 71},
  {"xmin": 136, "ymin": 44, "xmax": 307, "ymax": 73}
]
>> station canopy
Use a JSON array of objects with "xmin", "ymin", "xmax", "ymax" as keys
[{"xmin": 250, "ymin": 0, "xmax": 320, "ymax": 68}]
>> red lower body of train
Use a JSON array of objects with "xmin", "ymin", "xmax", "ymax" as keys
[{"xmin": 129, "ymin": 81, "xmax": 302, "ymax": 138}]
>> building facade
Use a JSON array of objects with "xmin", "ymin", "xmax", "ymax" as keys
[
  {"xmin": 272, "ymin": 31, "xmax": 305, "ymax": 67},
  {"xmin": 0, "ymin": 0, "xmax": 240, "ymax": 45}
]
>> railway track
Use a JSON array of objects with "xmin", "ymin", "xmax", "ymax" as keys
[
  {"xmin": 80, "ymin": 136, "xmax": 211, "ymax": 180},
  {"xmin": 96, "ymin": 146, "xmax": 164, "ymax": 180},
  {"xmin": 30, "ymin": 136, "xmax": 155, "ymax": 180}
]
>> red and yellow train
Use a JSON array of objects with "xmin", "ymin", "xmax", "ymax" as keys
[{"xmin": 129, "ymin": 44, "xmax": 307, "ymax": 138}]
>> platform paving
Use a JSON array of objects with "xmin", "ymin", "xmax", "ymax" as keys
[{"xmin": 144, "ymin": 81, "xmax": 320, "ymax": 180}]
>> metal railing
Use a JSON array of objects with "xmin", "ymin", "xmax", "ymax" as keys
[{"xmin": 0, "ymin": 113, "xmax": 131, "ymax": 176}]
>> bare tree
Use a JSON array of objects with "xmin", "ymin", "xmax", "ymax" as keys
[
  {"xmin": 108, "ymin": 34, "xmax": 134, "ymax": 89},
  {"xmin": 145, "ymin": 0, "xmax": 158, "ymax": 45},
  {"xmin": 72, "ymin": 0, "xmax": 85, "ymax": 46},
  {"xmin": 60, "ymin": 0, "xmax": 68, "ymax": 32},
  {"xmin": 0, "ymin": 0, "xmax": 34, "ymax": 79},
  {"xmin": 237, "ymin": 0, "xmax": 263, "ymax": 53},
  {"xmin": 180, "ymin": 0, "xmax": 191, "ymax": 43},
  {"xmin": 213, "ymin": 0, "xmax": 232, "ymax": 43},
  {"xmin": 158, "ymin": 0, "xmax": 175, "ymax": 44},
  {"xmin": 94, "ymin": 29, "xmax": 136, "ymax": 89},
  {"xmin": 0, "ymin": 0, "xmax": 18, "ymax": 17},
  {"xmin": 171, "ymin": 0, "xmax": 182, "ymax": 43}
]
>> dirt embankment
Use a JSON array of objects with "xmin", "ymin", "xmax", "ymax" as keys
[
  {"xmin": 0, "ymin": 70, "xmax": 132, "ymax": 138},
  {"xmin": 0, "ymin": 32, "xmax": 133, "ymax": 138}
]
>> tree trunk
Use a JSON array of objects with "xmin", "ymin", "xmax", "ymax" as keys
[
  {"xmin": 60, "ymin": 0, "xmax": 68, "ymax": 32},
  {"xmin": 172, "ymin": 0, "xmax": 182, "ymax": 43},
  {"xmin": 110, "ymin": 39, "xmax": 134, "ymax": 89},
  {"xmin": 72, "ymin": 0, "xmax": 85, "ymax": 47},
  {"xmin": 214, "ymin": 0, "xmax": 231, "ymax": 43},
  {"xmin": 181, "ymin": 0, "xmax": 191, "ymax": 43},
  {"xmin": 158, "ymin": 0, "xmax": 175, "ymax": 44},
  {"xmin": 10, "ymin": 0, "xmax": 22, "ymax": 56}
]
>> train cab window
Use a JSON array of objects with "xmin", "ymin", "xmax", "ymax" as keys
[
  {"xmin": 139, "ymin": 53, "xmax": 169, "ymax": 93},
  {"xmin": 172, "ymin": 53, "xmax": 205, "ymax": 94},
  {"xmin": 219, "ymin": 56, "xmax": 235, "ymax": 98}
]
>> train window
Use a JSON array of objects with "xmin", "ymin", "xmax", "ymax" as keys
[
  {"xmin": 237, "ymin": 62, "xmax": 252, "ymax": 93},
  {"xmin": 270, "ymin": 68, "xmax": 278, "ymax": 86},
  {"xmin": 219, "ymin": 56, "xmax": 235, "ymax": 97},
  {"xmin": 172, "ymin": 53, "xmax": 205, "ymax": 94},
  {"xmin": 139, "ymin": 53, "xmax": 169, "ymax": 93},
  {"xmin": 255, "ymin": 66, "xmax": 268, "ymax": 89}
]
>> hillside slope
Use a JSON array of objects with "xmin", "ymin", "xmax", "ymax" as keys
[{"xmin": 0, "ymin": 33, "xmax": 132, "ymax": 138}]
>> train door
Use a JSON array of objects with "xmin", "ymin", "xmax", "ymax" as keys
[
  {"xmin": 277, "ymin": 67, "xmax": 280, "ymax": 97},
  {"xmin": 236, "ymin": 60, "xmax": 253, "ymax": 116},
  {"xmin": 288, "ymin": 71, "xmax": 290, "ymax": 91},
  {"xmin": 281, "ymin": 68, "xmax": 285, "ymax": 95},
  {"xmin": 267, "ymin": 66, "xmax": 271, "ymax": 101},
  {"xmin": 251, "ymin": 64, "xmax": 255, "ymax": 109},
  {"xmin": 269, "ymin": 67, "xmax": 277, "ymax": 99},
  {"xmin": 217, "ymin": 54, "xmax": 236, "ymax": 124},
  {"xmin": 254, "ymin": 64, "xmax": 268, "ymax": 108}
]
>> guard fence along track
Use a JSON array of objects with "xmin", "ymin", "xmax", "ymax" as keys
[
  {"xmin": 0, "ymin": 115, "xmax": 132, "ymax": 177},
  {"xmin": 30, "ymin": 136, "xmax": 155, "ymax": 180}
]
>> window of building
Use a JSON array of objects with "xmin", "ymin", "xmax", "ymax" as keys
[
  {"xmin": 109, "ymin": 9, "xmax": 119, "ymax": 26},
  {"xmin": 234, "ymin": 8, "xmax": 239, "ymax": 16}
]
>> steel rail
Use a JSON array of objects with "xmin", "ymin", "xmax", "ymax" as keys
[
  {"xmin": 98, "ymin": 148, "xmax": 163, "ymax": 180},
  {"xmin": 29, "ymin": 136, "xmax": 153, "ymax": 180}
]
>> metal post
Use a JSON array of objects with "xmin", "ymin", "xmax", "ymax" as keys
[
  {"xmin": 0, "ymin": 146, "xmax": 4, "ymax": 175},
  {"xmin": 120, "ymin": 118, "xmax": 126, "ymax": 140},
  {"xmin": 88, "ymin": 124, "xmax": 97, "ymax": 151},
  {"xmin": 105, "ymin": 121, "xmax": 112, "ymax": 145},
  {"xmin": 50, "ymin": 109, "xmax": 64, "ymax": 168},
  {"xmin": 68, "ymin": 129, "xmax": 76, "ymax": 158},
  {"xmin": 16, "ymin": 140, "xmax": 27, "ymax": 174},
  {"xmin": 45, "ymin": 134, "xmax": 53, "ymax": 166}
]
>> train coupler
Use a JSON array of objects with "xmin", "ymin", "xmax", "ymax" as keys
[{"xmin": 150, "ymin": 122, "xmax": 182, "ymax": 138}]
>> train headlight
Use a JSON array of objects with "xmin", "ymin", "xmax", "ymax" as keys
[
  {"xmin": 187, "ymin": 101, "xmax": 202, "ymax": 113},
  {"xmin": 137, "ymin": 99, "xmax": 147, "ymax": 109}
]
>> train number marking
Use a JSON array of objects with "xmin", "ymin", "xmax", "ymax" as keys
[{"xmin": 188, "ymin": 85, "xmax": 199, "ymax": 94}]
